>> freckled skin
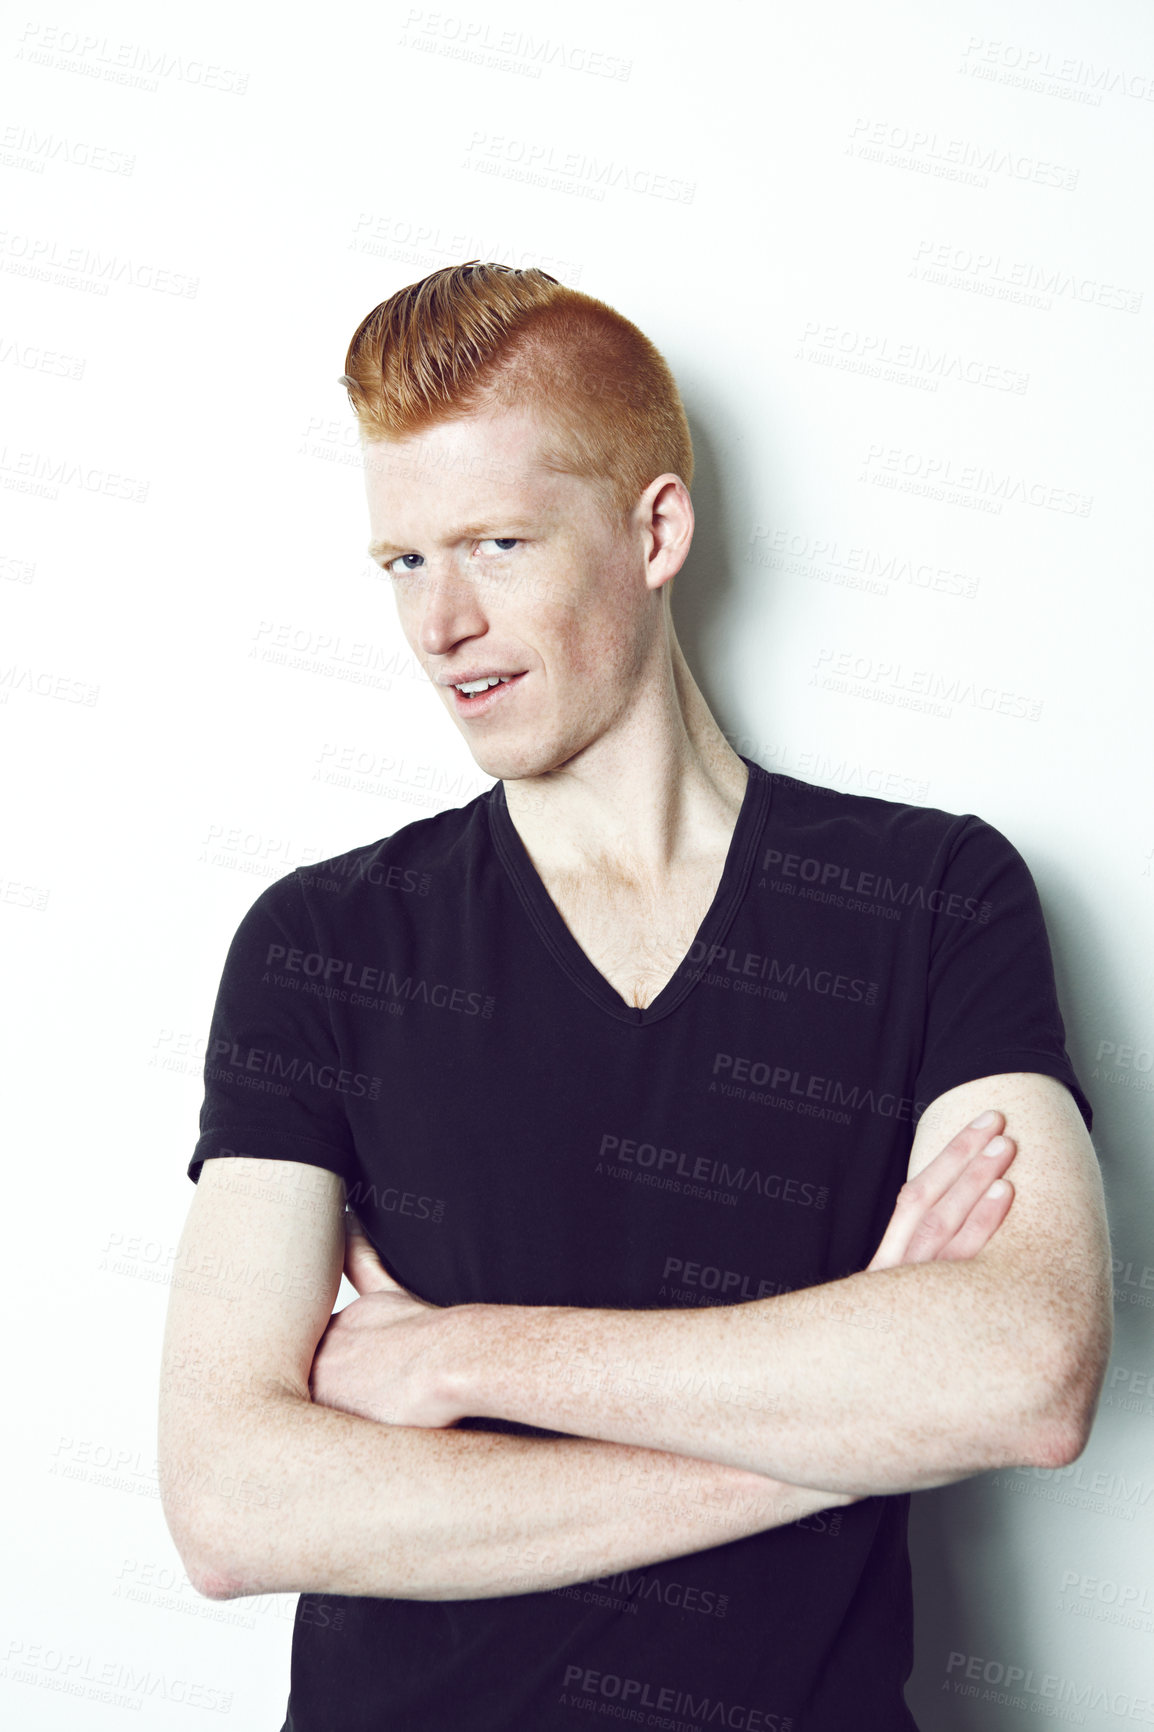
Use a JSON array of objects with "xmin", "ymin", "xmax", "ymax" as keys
[
  {"xmin": 159, "ymin": 405, "xmax": 1111, "ymax": 1610},
  {"xmin": 363, "ymin": 408, "xmax": 753, "ymax": 1010},
  {"xmin": 363, "ymin": 408, "xmax": 685, "ymax": 789}
]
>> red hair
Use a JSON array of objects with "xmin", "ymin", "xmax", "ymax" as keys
[{"xmin": 340, "ymin": 261, "xmax": 693, "ymax": 524}]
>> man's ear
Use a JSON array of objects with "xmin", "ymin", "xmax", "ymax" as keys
[{"xmin": 641, "ymin": 473, "xmax": 694, "ymax": 592}]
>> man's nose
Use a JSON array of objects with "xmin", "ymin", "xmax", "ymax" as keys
[{"xmin": 415, "ymin": 567, "xmax": 487, "ymax": 657}]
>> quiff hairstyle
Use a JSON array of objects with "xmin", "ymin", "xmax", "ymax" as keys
[{"xmin": 339, "ymin": 260, "xmax": 694, "ymax": 526}]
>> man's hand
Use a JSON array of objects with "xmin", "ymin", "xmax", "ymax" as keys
[
  {"xmin": 311, "ymin": 1114, "xmax": 1018, "ymax": 1430},
  {"xmin": 868, "ymin": 1109, "xmax": 1015, "ymax": 1271},
  {"xmin": 308, "ymin": 1215, "xmax": 461, "ymax": 1427}
]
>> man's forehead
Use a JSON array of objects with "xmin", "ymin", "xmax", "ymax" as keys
[
  {"xmin": 362, "ymin": 436, "xmax": 536, "ymax": 495},
  {"xmin": 362, "ymin": 427, "xmax": 587, "ymax": 542},
  {"xmin": 363, "ymin": 407, "xmax": 556, "ymax": 485}
]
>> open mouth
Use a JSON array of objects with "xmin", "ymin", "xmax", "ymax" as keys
[{"xmin": 450, "ymin": 671, "xmax": 527, "ymax": 712}]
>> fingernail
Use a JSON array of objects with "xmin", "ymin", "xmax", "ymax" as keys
[
  {"xmin": 970, "ymin": 1110, "xmax": 998, "ymax": 1129},
  {"xmin": 987, "ymin": 1180, "xmax": 1008, "ymax": 1198},
  {"xmin": 982, "ymin": 1136, "xmax": 1008, "ymax": 1157}
]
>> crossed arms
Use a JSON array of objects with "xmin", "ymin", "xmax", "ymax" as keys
[{"xmin": 158, "ymin": 1070, "xmax": 1112, "ymax": 1602}]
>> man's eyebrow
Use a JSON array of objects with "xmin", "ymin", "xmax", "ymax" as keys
[{"xmin": 368, "ymin": 524, "xmax": 539, "ymax": 560}]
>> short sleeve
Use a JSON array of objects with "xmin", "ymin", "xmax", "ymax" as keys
[
  {"xmin": 912, "ymin": 816, "xmax": 1093, "ymax": 1134},
  {"xmin": 189, "ymin": 872, "xmax": 359, "ymax": 1184}
]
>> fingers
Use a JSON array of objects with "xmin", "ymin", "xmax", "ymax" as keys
[
  {"xmin": 895, "ymin": 1136, "xmax": 1016, "ymax": 1266},
  {"xmin": 343, "ymin": 1211, "xmax": 401, "ymax": 1295},
  {"xmin": 867, "ymin": 1113, "xmax": 1015, "ymax": 1271},
  {"xmin": 933, "ymin": 1178, "xmax": 1014, "ymax": 1262}
]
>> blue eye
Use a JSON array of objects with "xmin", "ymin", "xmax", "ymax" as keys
[
  {"xmin": 387, "ymin": 553, "xmax": 424, "ymax": 576},
  {"xmin": 384, "ymin": 539, "xmax": 521, "ymax": 576}
]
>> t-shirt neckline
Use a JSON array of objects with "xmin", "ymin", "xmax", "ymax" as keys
[{"xmin": 486, "ymin": 755, "xmax": 773, "ymax": 1027}]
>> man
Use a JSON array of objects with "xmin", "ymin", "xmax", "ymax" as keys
[{"xmin": 158, "ymin": 261, "xmax": 1112, "ymax": 1731}]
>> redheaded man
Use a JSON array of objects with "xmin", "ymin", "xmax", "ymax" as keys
[{"xmin": 160, "ymin": 263, "xmax": 1111, "ymax": 1732}]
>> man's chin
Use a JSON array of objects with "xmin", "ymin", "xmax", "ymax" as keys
[
  {"xmin": 465, "ymin": 747, "xmax": 546, "ymax": 784},
  {"xmin": 460, "ymin": 735, "xmax": 571, "ymax": 785}
]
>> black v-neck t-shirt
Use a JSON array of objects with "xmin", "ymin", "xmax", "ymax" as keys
[{"xmin": 190, "ymin": 758, "xmax": 1092, "ymax": 1732}]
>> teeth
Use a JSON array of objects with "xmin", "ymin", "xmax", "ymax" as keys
[{"xmin": 456, "ymin": 675, "xmax": 511, "ymax": 693}]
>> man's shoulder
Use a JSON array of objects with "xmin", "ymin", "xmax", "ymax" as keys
[
  {"xmin": 262, "ymin": 784, "xmax": 496, "ymax": 922},
  {"xmin": 754, "ymin": 766, "xmax": 1033, "ymax": 924},
  {"xmin": 761, "ymin": 764, "xmax": 976, "ymax": 852}
]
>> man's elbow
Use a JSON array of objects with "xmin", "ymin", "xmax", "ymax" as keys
[
  {"xmin": 159, "ymin": 1371, "xmax": 314, "ymax": 1601},
  {"xmin": 158, "ymin": 1432, "xmax": 289, "ymax": 1602},
  {"xmin": 1016, "ymin": 1307, "xmax": 1113, "ymax": 1470},
  {"xmin": 1019, "ymin": 1403, "xmax": 1094, "ymax": 1471},
  {"xmin": 188, "ymin": 1560, "xmax": 250, "ymax": 1602},
  {"xmin": 159, "ymin": 1485, "xmax": 259, "ymax": 1602}
]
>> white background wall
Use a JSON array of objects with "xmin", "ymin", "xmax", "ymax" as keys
[{"xmin": 3, "ymin": 0, "xmax": 1152, "ymax": 1726}]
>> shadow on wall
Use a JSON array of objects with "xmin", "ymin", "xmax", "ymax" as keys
[
  {"xmin": 678, "ymin": 396, "xmax": 1140, "ymax": 1732},
  {"xmin": 904, "ymin": 1477, "xmax": 1037, "ymax": 1728},
  {"xmin": 669, "ymin": 394, "xmax": 763, "ymax": 751}
]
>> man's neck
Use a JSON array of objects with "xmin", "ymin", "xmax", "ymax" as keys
[{"xmin": 502, "ymin": 637, "xmax": 749, "ymax": 884}]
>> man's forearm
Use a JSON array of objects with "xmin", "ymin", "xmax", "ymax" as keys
[
  {"xmin": 444, "ymin": 1255, "xmax": 1091, "ymax": 1495},
  {"xmin": 163, "ymin": 1386, "xmax": 854, "ymax": 1603}
]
